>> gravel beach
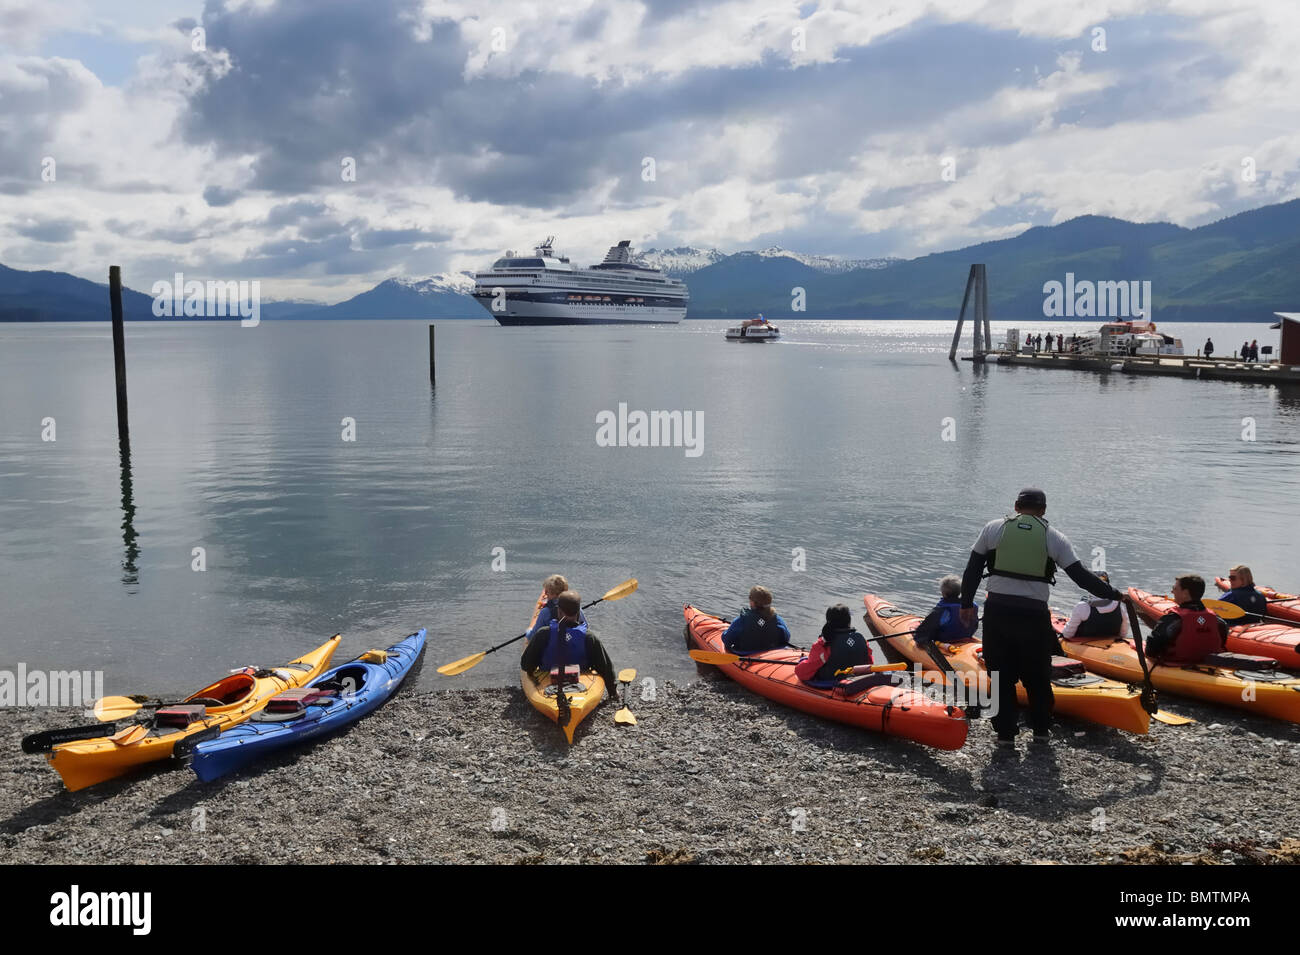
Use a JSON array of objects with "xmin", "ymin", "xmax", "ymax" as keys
[{"xmin": 4, "ymin": 665, "xmax": 1300, "ymax": 865}]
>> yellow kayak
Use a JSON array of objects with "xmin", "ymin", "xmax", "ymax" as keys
[
  {"xmin": 520, "ymin": 668, "xmax": 606, "ymax": 744},
  {"xmin": 1058, "ymin": 632, "xmax": 1300, "ymax": 723},
  {"xmin": 864, "ymin": 594, "xmax": 1150, "ymax": 734},
  {"xmin": 48, "ymin": 634, "xmax": 341, "ymax": 791}
]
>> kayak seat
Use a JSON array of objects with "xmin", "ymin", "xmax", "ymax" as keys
[
  {"xmin": 266, "ymin": 687, "xmax": 338, "ymax": 712},
  {"xmin": 1204, "ymin": 651, "xmax": 1277, "ymax": 671},
  {"xmin": 835, "ymin": 673, "xmax": 898, "ymax": 696},
  {"xmin": 1050, "ymin": 656, "xmax": 1086, "ymax": 678},
  {"xmin": 186, "ymin": 673, "xmax": 257, "ymax": 706},
  {"xmin": 156, "ymin": 704, "xmax": 207, "ymax": 728},
  {"xmin": 315, "ymin": 665, "xmax": 370, "ymax": 695}
]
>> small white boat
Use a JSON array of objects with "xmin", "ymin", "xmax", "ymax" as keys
[{"xmin": 725, "ymin": 316, "xmax": 781, "ymax": 341}]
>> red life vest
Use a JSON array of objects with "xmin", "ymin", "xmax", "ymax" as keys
[{"xmin": 1158, "ymin": 606, "xmax": 1222, "ymax": 665}]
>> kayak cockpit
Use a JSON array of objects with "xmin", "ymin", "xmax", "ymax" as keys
[
  {"xmin": 316, "ymin": 664, "xmax": 370, "ymax": 696},
  {"xmin": 185, "ymin": 672, "xmax": 257, "ymax": 709}
]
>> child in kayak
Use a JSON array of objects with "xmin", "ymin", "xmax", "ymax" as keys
[
  {"xmin": 913, "ymin": 576, "xmax": 979, "ymax": 646},
  {"xmin": 1217, "ymin": 565, "xmax": 1267, "ymax": 621},
  {"xmin": 722, "ymin": 586, "xmax": 793, "ymax": 654},
  {"xmin": 520, "ymin": 590, "xmax": 617, "ymax": 692},
  {"xmin": 795, "ymin": 604, "xmax": 873, "ymax": 686},
  {"xmin": 1060, "ymin": 572, "xmax": 1129, "ymax": 640},
  {"xmin": 530, "ymin": 574, "xmax": 588, "ymax": 634},
  {"xmin": 1144, "ymin": 574, "xmax": 1228, "ymax": 665}
]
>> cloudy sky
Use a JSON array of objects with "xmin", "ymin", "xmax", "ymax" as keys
[{"xmin": 2, "ymin": 0, "xmax": 1298, "ymax": 301}]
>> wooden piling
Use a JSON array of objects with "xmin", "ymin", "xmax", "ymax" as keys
[
  {"xmin": 950, "ymin": 264, "xmax": 993, "ymax": 360},
  {"xmin": 428, "ymin": 324, "xmax": 436, "ymax": 386},
  {"xmin": 109, "ymin": 266, "xmax": 130, "ymax": 449}
]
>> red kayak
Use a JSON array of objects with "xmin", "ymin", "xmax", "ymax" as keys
[
  {"xmin": 683, "ymin": 605, "xmax": 968, "ymax": 751},
  {"xmin": 1130, "ymin": 588, "xmax": 1300, "ymax": 670},
  {"xmin": 1214, "ymin": 578, "xmax": 1300, "ymax": 625}
]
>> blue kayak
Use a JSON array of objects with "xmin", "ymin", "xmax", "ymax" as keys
[{"xmin": 189, "ymin": 629, "xmax": 426, "ymax": 782}]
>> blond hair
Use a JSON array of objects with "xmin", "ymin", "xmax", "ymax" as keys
[
  {"xmin": 1228, "ymin": 565, "xmax": 1254, "ymax": 587},
  {"xmin": 543, "ymin": 574, "xmax": 570, "ymax": 598},
  {"xmin": 749, "ymin": 585, "xmax": 775, "ymax": 621}
]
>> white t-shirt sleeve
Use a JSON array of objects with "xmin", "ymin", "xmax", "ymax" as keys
[
  {"xmin": 1062, "ymin": 601, "xmax": 1089, "ymax": 638},
  {"xmin": 972, "ymin": 519, "xmax": 1001, "ymax": 555},
  {"xmin": 1046, "ymin": 527, "xmax": 1080, "ymax": 569}
]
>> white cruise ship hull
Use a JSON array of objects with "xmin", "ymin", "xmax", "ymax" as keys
[{"xmin": 472, "ymin": 295, "xmax": 686, "ymax": 325}]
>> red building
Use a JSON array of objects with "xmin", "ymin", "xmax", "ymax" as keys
[{"xmin": 1274, "ymin": 312, "xmax": 1300, "ymax": 365}]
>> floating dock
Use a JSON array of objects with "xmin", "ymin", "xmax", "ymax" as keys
[{"xmin": 971, "ymin": 351, "xmax": 1300, "ymax": 385}]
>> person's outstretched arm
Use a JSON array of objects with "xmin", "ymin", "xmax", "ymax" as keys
[{"xmin": 1063, "ymin": 562, "xmax": 1122, "ymax": 601}]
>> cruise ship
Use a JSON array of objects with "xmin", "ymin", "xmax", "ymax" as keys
[{"xmin": 471, "ymin": 238, "xmax": 688, "ymax": 325}]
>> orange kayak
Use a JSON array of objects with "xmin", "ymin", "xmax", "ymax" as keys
[
  {"xmin": 863, "ymin": 594, "xmax": 1149, "ymax": 734},
  {"xmin": 1214, "ymin": 578, "xmax": 1300, "ymax": 625},
  {"xmin": 683, "ymin": 604, "xmax": 968, "ymax": 750},
  {"xmin": 1130, "ymin": 588, "xmax": 1300, "ymax": 670},
  {"xmin": 1056, "ymin": 607, "xmax": 1300, "ymax": 723}
]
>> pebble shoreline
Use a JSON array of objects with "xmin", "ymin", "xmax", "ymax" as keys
[{"xmin": 3, "ymin": 667, "xmax": 1300, "ymax": 865}]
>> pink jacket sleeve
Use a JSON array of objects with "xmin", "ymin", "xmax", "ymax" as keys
[{"xmin": 795, "ymin": 638, "xmax": 828, "ymax": 682}]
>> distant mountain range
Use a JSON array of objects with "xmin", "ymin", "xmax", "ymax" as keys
[{"xmin": 4, "ymin": 200, "xmax": 1298, "ymax": 322}]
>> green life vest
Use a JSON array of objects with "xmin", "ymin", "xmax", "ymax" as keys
[{"xmin": 988, "ymin": 514, "xmax": 1056, "ymax": 583}]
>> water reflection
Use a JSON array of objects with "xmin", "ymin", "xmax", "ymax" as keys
[{"xmin": 119, "ymin": 440, "xmax": 139, "ymax": 590}]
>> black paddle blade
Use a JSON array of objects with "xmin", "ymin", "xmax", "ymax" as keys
[
  {"xmin": 1140, "ymin": 686, "xmax": 1160, "ymax": 715},
  {"xmin": 21, "ymin": 722, "xmax": 115, "ymax": 754},
  {"xmin": 171, "ymin": 724, "xmax": 222, "ymax": 761}
]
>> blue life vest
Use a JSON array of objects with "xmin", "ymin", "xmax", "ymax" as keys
[
  {"xmin": 936, "ymin": 599, "xmax": 978, "ymax": 641},
  {"xmin": 724, "ymin": 609, "xmax": 787, "ymax": 653},
  {"xmin": 541, "ymin": 619, "xmax": 589, "ymax": 671},
  {"xmin": 1222, "ymin": 587, "xmax": 1267, "ymax": 618}
]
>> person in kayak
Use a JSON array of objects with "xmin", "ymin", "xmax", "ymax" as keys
[
  {"xmin": 914, "ymin": 576, "xmax": 979, "ymax": 646},
  {"xmin": 1060, "ymin": 572, "xmax": 1129, "ymax": 640},
  {"xmin": 1218, "ymin": 565, "xmax": 1267, "ymax": 621},
  {"xmin": 795, "ymin": 604, "xmax": 872, "ymax": 686},
  {"xmin": 1144, "ymin": 574, "xmax": 1228, "ymax": 665},
  {"xmin": 530, "ymin": 574, "xmax": 588, "ymax": 633},
  {"xmin": 960, "ymin": 488, "xmax": 1123, "ymax": 747},
  {"xmin": 723, "ymin": 586, "xmax": 793, "ymax": 654},
  {"xmin": 520, "ymin": 590, "xmax": 617, "ymax": 692}
]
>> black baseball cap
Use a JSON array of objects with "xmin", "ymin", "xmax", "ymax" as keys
[{"xmin": 1016, "ymin": 487, "xmax": 1047, "ymax": 508}]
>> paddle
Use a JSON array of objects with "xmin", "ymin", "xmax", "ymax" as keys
[
  {"xmin": 688, "ymin": 649, "xmax": 906, "ymax": 670},
  {"xmin": 1124, "ymin": 595, "xmax": 1160, "ymax": 715},
  {"xmin": 614, "ymin": 668, "xmax": 637, "ymax": 725},
  {"xmin": 94, "ymin": 695, "xmax": 165, "ymax": 722},
  {"xmin": 437, "ymin": 579, "xmax": 638, "ymax": 676},
  {"xmin": 21, "ymin": 722, "xmax": 118, "ymax": 754},
  {"xmin": 1203, "ymin": 598, "xmax": 1293, "ymax": 627}
]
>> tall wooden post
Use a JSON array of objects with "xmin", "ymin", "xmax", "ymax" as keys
[
  {"xmin": 109, "ymin": 266, "xmax": 130, "ymax": 449},
  {"xmin": 949, "ymin": 264, "xmax": 992, "ymax": 360},
  {"xmin": 428, "ymin": 324, "xmax": 436, "ymax": 386}
]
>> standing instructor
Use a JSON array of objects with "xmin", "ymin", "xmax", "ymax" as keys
[{"xmin": 960, "ymin": 488, "xmax": 1123, "ymax": 747}]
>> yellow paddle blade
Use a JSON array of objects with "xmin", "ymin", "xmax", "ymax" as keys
[
  {"xmin": 689, "ymin": 649, "xmax": 741, "ymax": 664},
  {"xmin": 617, "ymin": 668, "xmax": 637, "ymax": 683},
  {"xmin": 835, "ymin": 662, "xmax": 909, "ymax": 675},
  {"xmin": 110, "ymin": 724, "xmax": 149, "ymax": 746},
  {"xmin": 94, "ymin": 696, "xmax": 144, "ymax": 721},
  {"xmin": 615, "ymin": 707, "xmax": 637, "ymax": 726},
  {"xmin": 600, "ymin": 578, "xmax": 638, "ymax": 602},
  {"xmin": 1202, "ymin": 598, "xmax": 1245, "ymax": 620},
  {"xmin": 1153, "ymin": 710, "xmax": 1196, "ymax": 726},
  {"xmin": 437, "ymin": 652, "xmax": 487, "ymax": 676}
]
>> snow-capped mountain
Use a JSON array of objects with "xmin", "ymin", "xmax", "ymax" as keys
[
  {"xmin": 634, "ymin": 247, "xmax": 726, "ymax": 277},
  {"xmin": 752, "ymin": 247, "xmax": 899, "ymax": 272},
  {"xmin": 636, "ymin": 245, "xmax": 897, "ymax": 277},
  {"xmin": 391, "ymin": 271, "xmax": 477, "ymax": 294}
]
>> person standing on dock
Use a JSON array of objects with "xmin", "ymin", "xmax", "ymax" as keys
[
  {"xmin": 1241, "ymin": 340, "xmax": 1250, "ymax": 361},
  {"xmin": 1250, "ymin": 339, "xmax": 1260, "ymax": 362},
  {"xmin": 958, "ymin": 489, "xmax": 1124, "ymax": 748},
  {"xmin": 1204, "ymin": 338, "xmax": 1214, "ymax": 358},
  {"xmin": 1056, "ymin": 334, "xmax": 1063, "ymax": 353}
]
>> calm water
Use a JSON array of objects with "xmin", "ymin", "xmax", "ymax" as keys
[{"xmin": 1, "ymin": 319, "xmax": 1295, "ymax": 694}]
